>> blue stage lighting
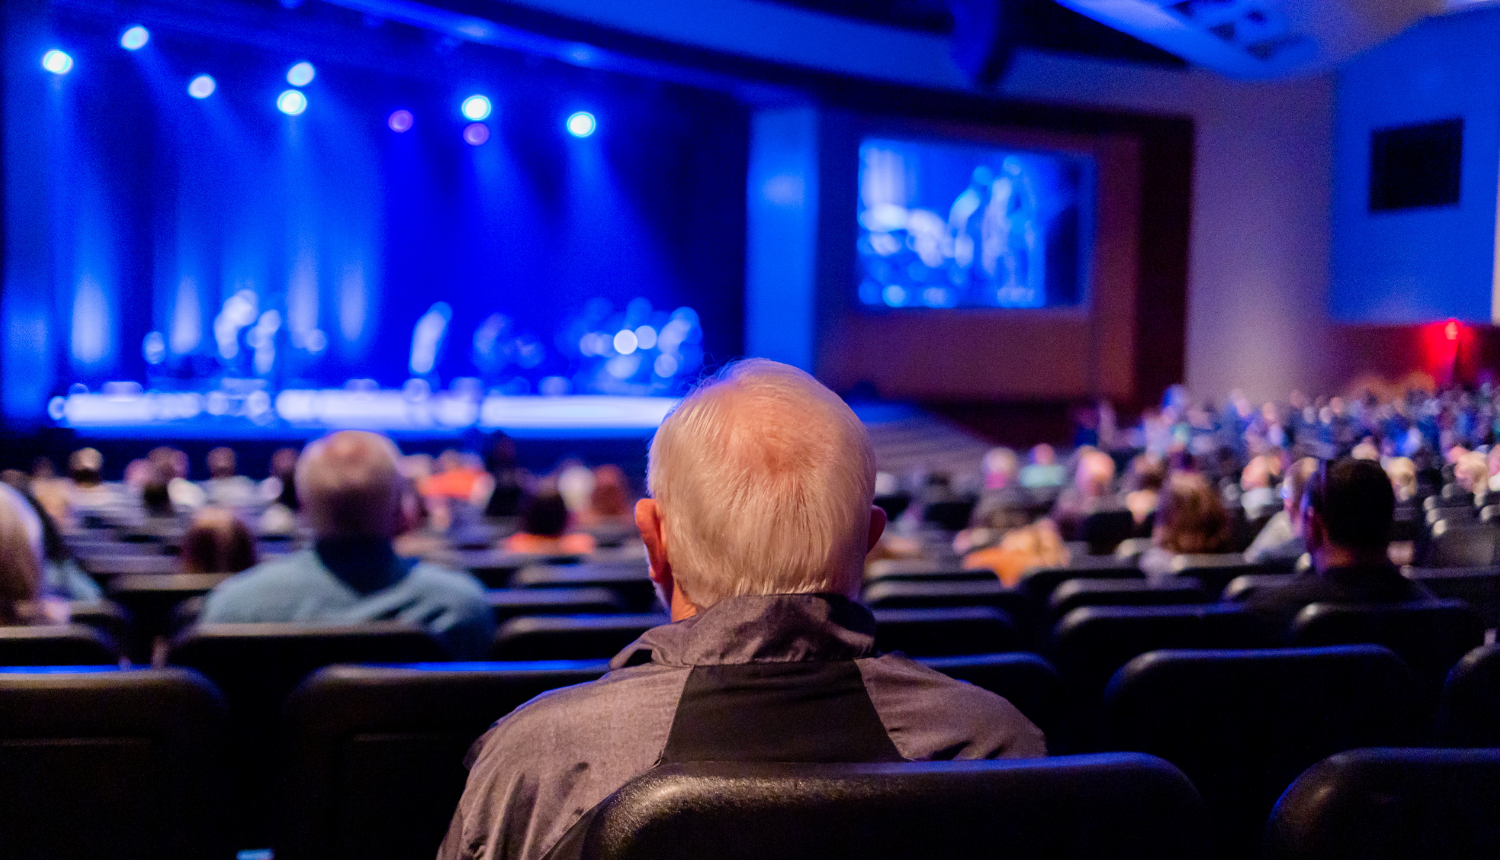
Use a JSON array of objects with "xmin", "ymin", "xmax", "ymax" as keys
[
  {"xmin": 566, "ymin": 111, "xmax": 596, "ymax": 138},
  {"xmin": 463, "ymin": 123, "xmax": 489, "ymax": 146},
  {"xmin": 120, "ymin": 26, "xmax": 150, "ymax": 50},
  {"xmin": 41, "ymin": 50, "xmax": 73, "ymax": 75},
  {"xmin": 461, "ymin": 95, "xmax": 491, "ymax": 121},
  {"xmin": 388, "ymin": 109, "xmax": 414, "ymax": 132},
  {"xmin": 286, "ymin": 61, "xmax": 315, "ymax": 87},
  {"xmin": 188, "ymin": 75, "xmax": 216, "ymax": 98},
  {"xmin": 277, "ymin": 89, "xmax": 308, "ymax": 115}
]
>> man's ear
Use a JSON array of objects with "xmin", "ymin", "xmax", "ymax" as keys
[
  {"xmin": 866, "ymin": 504, "xmax": 887, "ymax": 554},
  {"xmin": 636, "ymin": 498, "xmax": 671, "ymax": 587}
]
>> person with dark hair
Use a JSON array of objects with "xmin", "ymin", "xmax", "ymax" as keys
[
  {"xmin": 503, "ymin": 486, "xmax": 595, "ymax": 555},
  {"xmin": 1244, "ymin": 456, "xmax": 1318, "ymax": 565},
  {"xmin": 483, "ymin": 433, "xmax": 528, "ymax": 519},
  {"xmin": 1242, "ymin": 458, "xmax": 1432, "ymax": 633},
  {"xmin": 1139, "ymin": 471, "xmax": 1232, "ymax": 577},
  {"xmin": 203, "ymin": 446, "xmax": 258, "ymax": 507},
  {"xmin": 179, "ymin": 507, "xmax": 258, "ymax": 574}
]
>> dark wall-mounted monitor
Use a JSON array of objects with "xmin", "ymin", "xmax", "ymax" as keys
[{"xmin": 1368, "ymin": 118, "xmax": 1463, "ymax": 212}]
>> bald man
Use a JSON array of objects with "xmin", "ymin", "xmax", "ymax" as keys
[
  {"xmin": 439, "ymin": 360, "xmax": 1043, "ymax": 860},
  {"xmin": 199, "ymin": 431, "xmax": 494, "ymax": 659}
]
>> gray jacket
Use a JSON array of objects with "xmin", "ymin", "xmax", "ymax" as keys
[{"xmin": 438, "ymin": 593, "xmax": 1046, "ymax": 860}]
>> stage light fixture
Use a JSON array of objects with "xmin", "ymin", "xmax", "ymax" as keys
[
  {"xmin": 463, "ymin": 123, "xmax": 489, "ymax": 145},
  {"xmin": 277, "ymin": 89, "xmax": 308, "ymax": 115},
  {"xmin": 461, "ymin": 95, "xmax": 491, "ymax": 121},
  {"xmin": 120, "ymin": 26, "xmax": 150, "ymax": 50},
  {"xmin": 388, "ymin": 109, "xmax": 414, "ymax": 132},
  {"xmin": 41, "ymin": 50, "xmax": 73, "ymax": 75},
  {"xmin": 188, "ymin": 75, "xmax": 216, "ymax": 98},
  {"xmin": 286, "ymin": 61, "xmax": 315, "ymax": 87},
  {"xmin": 566, "ymin": 111, "xmax": 596, "ymax": 138}
]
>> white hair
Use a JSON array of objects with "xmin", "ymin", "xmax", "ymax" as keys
[{"xmin": 647, "ymin": 358, "xmax": 876, "ymax": 607}]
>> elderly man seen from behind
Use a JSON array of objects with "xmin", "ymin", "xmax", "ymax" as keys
[
  {"xmin": 439, "ymin": 359, "xmax": 1044, "ymax": 860},
  {"xmin": 199, "ymin": 431, "xmax": 494, "ymax": 658}
]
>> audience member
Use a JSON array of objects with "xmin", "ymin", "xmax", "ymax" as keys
[
  {"xmin": 67, "ymin": 447, "xmax": 115, "ymax": 516},
  {"xmin": 259, "ymin": 447, "xmax": 302, "ymax": 534},
  {"xmin": 1385, "ymin": 456, "xmax": 1418, "ymax": 503},
  {"xmin": 203, "ymin": 446, "xmax": 258, "ymax": 507},
  {"xmin": 1243, "ymin": 458, "xmax": 1433, "ymax": 633},
  {"xmin": 1050, "ymin": 448, "xmax": 1121, "ymax": 541},
  {"xmin": 199, "ymin": 431, "xmax": 495, "ymax": 658},
  {"xmin": 503, "ymin": 486, "xmax": 597, "ymax": 555},
  {"xmin": 1139, "ymin": 472, "xmax": 1231, "ymax": 578},
  {"xmin": 149, "ymin": 447, "xmax": 206, "ymax": 510},
  {"xmin": 1454, "ymin": 450, "xmax": 1490, "ymax": 500},
  {"xmin": 1238, "ymin": 454, "xmax": 1280, "ymax": 519},
  {"xmin": 140, "ymin": 460, "xmax": 179, "ymax": 520},
  {"xmin": 962, "ymin": 519, "xmax": 1069, "ymax": 587},
  {"xmin": 19, "ymin": 489, "xmax": 103, "ymax": 601},
  {"xmin": 1018, "ymin": 443, "xmax": 1065, "ymax": 489},
  {"xmin": 1122, "ymin": 453, "xmax": 1166, "ymax": 530},
  {"xmin": 179, "ymin": 507, "xmax": 258, "ymax": 574},
  {"xmin": 483, "ymin": 433, "xmax": 528, "ymax": 518},
  {"xmin": 0, "ymin": 485, "xmax": 66, "ymax": 625},
  {"xmin": 29, "ymin": 456, "xmax": 71, "ymax": 526},
  {"xmin": 441, "ymin": 360, "xmax": 1043, "ymax": 860},
  {"xmin": 1244, "ymin": 456, "xmax": 1318, "ymax": 565}
]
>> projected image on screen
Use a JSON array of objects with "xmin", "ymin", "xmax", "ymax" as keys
[{"xmin": 857, "ymin": 138, "xmax": 1091, "ymax": 310}]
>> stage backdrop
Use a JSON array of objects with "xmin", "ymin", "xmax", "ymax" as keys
[{"xmin": 2, "ymin": 2, "xmax": 746, "ymax": 426}]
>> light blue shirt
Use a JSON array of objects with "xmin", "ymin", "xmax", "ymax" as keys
[{"xmin": 200, "ymin": 542, "xmax": 495, "ymax": 659}]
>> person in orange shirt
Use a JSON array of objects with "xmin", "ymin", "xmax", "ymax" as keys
[{"xmin": 504, "ymin": 485, "xmax": 596, "ymax": 556}]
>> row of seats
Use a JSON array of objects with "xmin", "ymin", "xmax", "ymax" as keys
[{"xmin": 6, "ymin": 647, "xmax": 1499, "ymax": 859}]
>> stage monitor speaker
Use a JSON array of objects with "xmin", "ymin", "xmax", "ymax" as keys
[{"xmin": 948, "ymin": 0, "xmax": 1017, "ymax": 89}]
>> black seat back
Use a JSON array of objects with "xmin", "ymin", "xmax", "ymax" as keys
[
  {"xmin": 0, "ymin": 667, "xmax": 227, "ymax": 860},
  {"xmin": 1051, "ymin": 605, "xmax": 1275, "ymax": 752},
  {"xmin": 871, "ymin": 607, "xmax": 1019, "ymax": 657},
  {"xmin": 1169, "ymin": 555, "xmax": 1279, "ymax": 596},
  {"xmin": 1403, "ymin": 566, "xmax": 1500, "ymax": 628},
  {"xmin": 1425, "ymin": 521, "xmax": 1500, "ymax": 567},
  {"xmin": 167, "ymin": 623, "xmax": 448, "ymax": 848},
  {"xmin": 864, "ymin": 558, "xmax": 993, "ymax": 584},
  {"xmin": 64, "ymin": 599, "xmax": 132, "ymax": 647},
  {"xmin": 1049, "ymin": 578, "xmax": 1208, "ymax": 621},
  {"xmin": 511, "ymin": 563, "xmax": 657, "ymax": 612},
  {"xmin": 107, "ymin": 573, "xmax": 233, "ymax": 663},
  {"xmin": 486, "ymin": 587, "xmax": 627, "ymax": 624},
  {"xmin": 280, "ymin": 661, "xmax": 609, "ymax": 860},
  {"xmin": 920, "ymin": 653, "xmax": 1061, "ymax": 740},
  {"xmin": 922, "ymin": 498, "xmax": 977, "ymax": 532},
  {"xmin": 1290, "ymin": 600, "xmax": 1486, "ymax": 725},
  {"xmin": 1436, "ymin": 644, "xmax": 1500, "ymax": 747},
  {"xmin": 1102, "ymin": 646, "xmax": 1413, "ymax": 859},
  {"xmin": 0, "ymin": 623, "xmax": 119, "ymax": 666},
  {"xmin": 569, "ymin": 755, "xmax": 1205, "ymax": 860},
  {"xmin": 1079, "ymin": 509, "xmax": 1137, "ymax": 556},
  {"xmin": 1264, "ymin": 748, "xmax": 1500, "ymax": 860},
  {"xmin": 1017, "ymin": 560, "xmax": 1142, "ymax": 612},
  {"xmin": 861, "ymin": 580, "xmax": 1036, "ymax": 644},
  {"xmin": 491, "ymin": 614, "xmax": 667, "ymax": 661},
  {"xmin": 1220, "ymin": 573, "xmax": 1297, "ymax": 602}
]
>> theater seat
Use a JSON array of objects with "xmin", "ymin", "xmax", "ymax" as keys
[
  {"xmin": 486, "ymin": 587, "xmax": 627, "ymax": 624},
  {"xmin": 1403, "ymin": 566, "xmax": 1500, "ymax": 628},
  {"xmin": 1290, "ymin": 600, "xmax": 1486, "ymax": 727},
  {"xmin": 0, "ymin": 667, "xmax": 228, "ymax": 860},
  {"xmin": 864, "ymin": 558, "xmax": 994, "ymax": 584},
  {"xmin": 107, "ymin": 573, "xmax": 233, "ymax": 663},
  {"xmin": 1048, "ymin": 577, "xmax": 1208, "ymax": 621},
  {"xmin": 511, "ymin": 563, "xmax": 658, "ymax": 612},
  {"xmin": 871, "ymin": 606, "xmax": 1019, "ymax": 657},
  {"xmin": 1264, "ymin": 748, "xmax": 1500, "ymax": 860},
  {"xmin": 1424, "ymin": 520, "xmax": 1500, "ymax": 567},
  {"xmin": 491, "ymin": 614, "xmax": 667, "ymax": 661},
  {"xmin": 167, "ymin": 623, "xmax": 448, "ymax": 849},
  {"xmin": 1101, "ymin": 646, "xmax": 1413, "ymax": 860},
  {"xmin": 1017, "ymin": 561, "xmax": 1142, "ymax": 612},
  {"xmin": 1168, "ymin": 555, "xmax": 1281, "ymax": 595},
  {"xmin": 563, "ymin": 755, "xmax": 1205, "ymax": 860},
  {"xmin": 1079, "ymin": 508, "xmax": 1137, "ymax": 556},
  {"xmin": 64, "ymin": 599, "xmax": 132, "ymax": 647},
  {"xmin": 0, "ymin": 624, "xmax": 120, "ymax": 666},
  {"xmin": 1219, "ymin": 573, "xmax": 1297, "ymax": 602},
  {"xmin": 920, "ymin": 653, "xmax": 1061, "ymax": 740},
  {"xmin": 1435, "ymin": 644, "xmax": 1500, "ymax": 747},
  {"xmin": 861, "ymin": 580, "xmax": 1036, "ymax": 645},
  {"xmin": 1050, "ymin": 605, "xmax": 1275, "ymax": 752},
  {"xmin": 280, "ymin": 661, "xmax": 609, "ymax": 860}
]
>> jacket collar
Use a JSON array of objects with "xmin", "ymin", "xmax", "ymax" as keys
[{"xmin": 610, "ymin": 593, "xmax": 877, "ymax": 669}]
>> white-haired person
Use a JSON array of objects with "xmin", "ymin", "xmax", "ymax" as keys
[
  {"xmin": 199, "ymin": 431, "xmax": 494, "ymax": 659},
  {"xmin": 439, "ymin": 359, "xmax": 1044, "ymax": 860}
]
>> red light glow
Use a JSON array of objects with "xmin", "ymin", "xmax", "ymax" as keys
[{"xmin": 1445, "ymin": 320, "xmax": 1459, "ymax": 341}]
